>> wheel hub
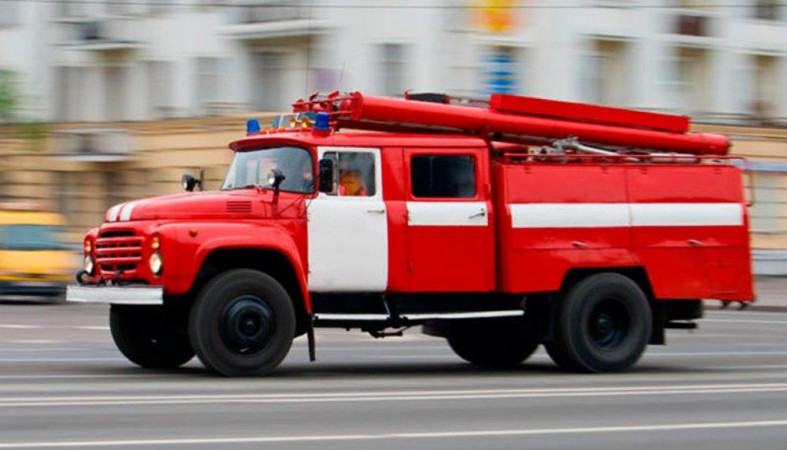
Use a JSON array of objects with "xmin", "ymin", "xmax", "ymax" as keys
[
  {"xmin": 589, "ymin": 299, "xmax": 629, "ymax": 351},
  {"xmin": 220, "ymin": 295, "xmax": 274, "ymax": 355}
]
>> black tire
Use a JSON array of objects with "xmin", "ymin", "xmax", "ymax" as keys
[
  {"xmin": 447, "ymin": 318, "xmax": 540, "ymax": 368},
  {"xmin": 545, "ymin": 273, "xmax": 652, "ymax": 373},
  {"xmin": 109, "ymin": 305, "xmax": 195, "ymax": 369},
  {"xmin": 189, "ymin": 269, "xmax": 296, "ymax": 377}
]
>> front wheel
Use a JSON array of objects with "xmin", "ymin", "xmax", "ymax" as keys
[
  {"xmin": 189, "ymin": 269, "xmax": 296, "ymax": 377},
  {"xmin": 447, "ymin": 318, "xmax": 540, "ymax": 368},
  {"xmin": 109, "ymin": 305, "xmax": 195, "ymax": 369},
  {"xmin": 545, "ymin": 273, "xmax": 652, "ymax": 373}
]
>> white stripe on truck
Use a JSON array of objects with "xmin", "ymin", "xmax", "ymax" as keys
[{"xmin": 510, "ymin": 203, "xmax": 742, "ymax": 228}]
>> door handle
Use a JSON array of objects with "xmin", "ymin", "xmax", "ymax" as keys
[
  {"xmin": 469, "ymin": 209, "xmax": 487, "ymax": 219},
  {"xmin": 688, "ymin": 239, "xmax": 703, "ymax": 246},
  {"xmin": 367, "ymin": 208, "xmax": 386, "ymax": 214}
]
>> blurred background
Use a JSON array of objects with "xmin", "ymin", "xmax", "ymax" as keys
[{"xmin": 0, "ymin": 0, "xmax": 785, "ymax": 281}]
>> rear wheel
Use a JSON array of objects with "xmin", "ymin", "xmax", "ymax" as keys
[
  {"xmin": 545, "ymin": 273, "xmax": 652, "ymax": 373},
  {"xmin": 189, "ymin": 269, "xmax": 296, "ymax": 377},
  {"xmin": 109, "ymin": 305, "xmax": 194, "ymax": 369},
  {"xmin": 447, "ymin": 318, "xmax": 539, "ymax": 368}
]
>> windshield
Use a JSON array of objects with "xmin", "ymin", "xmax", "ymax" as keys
[
  {"xmin": 222, "ymin": 146, "xmax": 314, "ymax": 194},
  {"xmin": 0, "ymin": 225, "xmax": 66, "ymax": 251}
]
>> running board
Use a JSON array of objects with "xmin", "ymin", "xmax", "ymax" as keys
[{"xmin": 313, "ymin": 310, "xmax": 524, "ymax": 322}]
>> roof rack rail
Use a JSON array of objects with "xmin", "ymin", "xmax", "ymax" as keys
[{"xmin": 292, "ymin": 91, "xmax": 730, "ymax": 155}]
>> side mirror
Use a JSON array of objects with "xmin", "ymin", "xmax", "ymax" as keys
[
  {"xmin": 318, "ymin": 159, "xmax": 334, "ymax": 193},
  {"xmin": 267, "ymin": 169, "xmax": 286, "ymax": 190},
  {"xmin": 181, "ymin": 173, "xmax": 201, "ymax": 192}
]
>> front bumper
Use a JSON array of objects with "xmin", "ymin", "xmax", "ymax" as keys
[{"xmin": 66, "ymin": 284, "xmax": 164, "ymax": 305}]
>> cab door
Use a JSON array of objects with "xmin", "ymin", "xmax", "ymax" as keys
[
  {"xmin": 307, "ymin": 147, "xmax": 388, "ymax": 292},
  {"xmin": 403, "ymin": 149, "xmax": 496, "ymax": 292}
]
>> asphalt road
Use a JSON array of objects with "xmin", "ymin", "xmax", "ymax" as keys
[{"xmin": 0, "ymin": 304, "xmax": 786, "ymax": 449}]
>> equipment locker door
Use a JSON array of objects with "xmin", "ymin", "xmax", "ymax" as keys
[
  {"xmin": 307, "ymin": 147, "xmax": 388, "ymax": 292},
  {"xmin": 403, "ymin": 149, "xmax": 496, "ymax": 292}
]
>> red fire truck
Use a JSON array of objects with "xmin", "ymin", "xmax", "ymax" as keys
[{"xmin": 67, "ymin": 91, "xmax": 754, "ymax": 376}]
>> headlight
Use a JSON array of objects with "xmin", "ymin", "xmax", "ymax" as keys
[
  {"xmin": 83, "ymin": 255, "xmax": 94, "ymax": 275},
  {"xmin": 149, "ymin": 252, "xmax": 163, "ymax": 275}
]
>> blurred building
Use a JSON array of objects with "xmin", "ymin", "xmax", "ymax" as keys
[
  {"xmin": 0, "ymin": 0, "xmax": 785, "ymax": 122},
  {"xmin": 0, "ymin": 0, "xmax": 786, "ymax": 271}
]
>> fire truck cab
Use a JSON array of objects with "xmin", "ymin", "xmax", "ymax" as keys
[{"xmin": 67, "ymin": 92, "xmax": 754, "ymax": 376}]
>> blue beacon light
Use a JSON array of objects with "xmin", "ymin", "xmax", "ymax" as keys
[
  {"xmin": 314, "ymin": 112, "xmax": 330, "ymax": 131},
  {"xmin": 246, "ymin": 118, "xmax": 261, "ymax": 135}
]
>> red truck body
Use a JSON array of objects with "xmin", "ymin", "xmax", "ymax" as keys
[{"xmin": 68, "ymin": 92, "xmax": 754, "ymax": 376}]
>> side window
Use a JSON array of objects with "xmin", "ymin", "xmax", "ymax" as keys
[
  {"xmin": 324, "ymin": 152, "xmax": 376, "ymax": 197},
  {"xmin": 411, "ymin": 155, "xmax": 476, "ymax": 198}
]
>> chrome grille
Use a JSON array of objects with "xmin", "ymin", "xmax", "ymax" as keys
[{"xmin": 95, "ymin": 230, "xmax": 143, "ymax": 276}]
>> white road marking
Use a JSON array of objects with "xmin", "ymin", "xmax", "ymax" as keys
[
  {"xmin": 0, "ymin": 419, "xmax": 786, "ymax": 448},
  {"xmin": 644, "ymin": 351, "xmax": 787, "ymax": 357},
  {"xmin": 702, "ymin": 318, "xmax": 787, "ymax": 325},
  {"xmin": 1, "ymin": 383, "xmax": 787, "ymax": 408},
  {"xmin": 0, "ymin": 374, "xmax": 142, "ymax": 380},
  {"xmin": 708, "ymin": 364, "xmax": 787, "ymax": 370},
  {"xmin": 0, "ymin": 358, "xmax": 125, "ymax": 363},
  {"xmin": 0, "ymin": 324, "xmax": 109, "ymax": 331}
]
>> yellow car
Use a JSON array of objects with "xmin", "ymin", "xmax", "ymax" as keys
[{"xmin": 0, "ymin": 207, "xmax": 72, "ymax": 302}]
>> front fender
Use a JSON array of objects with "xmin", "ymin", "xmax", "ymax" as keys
[{"xmin": 161, "ymin": 222, "xmax": 309, "ymax": 311}]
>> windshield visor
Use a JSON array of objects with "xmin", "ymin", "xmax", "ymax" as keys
[{"xmin": 222, "ymin": 146, "xmax": 314, "ymax": 194}]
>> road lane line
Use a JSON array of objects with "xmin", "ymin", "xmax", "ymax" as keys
[
  {"xmin": 702, "ymin": 318, "xmax": 787, "ymax": 325},
  {"xmin": 0, "ymin": 358, "xmax": 125, "ymax": 363},
  {"xmin": 644, "ymin": 351, "xmax": 787, "ymax": 357},
  {"xmin": 2, "ymin": 383, "xmax": 787, "ymax": 407},
  {"xmin": 0, "ymin": 374, "xmax": 146, "ymax": 380},
  {"xmin": 0, "ymin": 419, "xmax": 786, "ymax": 448}
]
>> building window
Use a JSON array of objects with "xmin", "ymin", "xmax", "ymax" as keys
[
  {"xmin": 754, "ymin": 0, "xmax": 781, "ymax": 20},
  {"xmin": 378, "ymin": 43, "xmax": 408, "ymax": 97},
  {"xmin": 672, "ymin": 0, "xmax": 712, "ymax": 10},
  {"xmin": 750, "ymin": 172, "xmax": 781, "ymax": 233},
  {"xmin": 665, "ymin": 47, "xmax": 711, "ymax": 116},
  {"xmin": 749, "ymin": 55, "xmax": 779, "ymax": 122},
  {"xmin": 251, "ymin": 52, "xmax": 284, "ymax": 111},
  {"xmin": 196, "ymin": 0, "xmax": 229, "ymax": 12},
  {"xmin": 103, "ymin": 170, "xmax": 123, "ymax": 212},
  {"xmin": 58, "ymin": 0, "xmax": 84, "ymax": 18},
  {"xmin": 411, "ymin": 155, "xmax": 476, "ymax": 199},
  {"xmin": 106, "ymin": 0, "xmax": 131, "ymax": 16},
  {"xmin": 147, "ymin": 61, "xmax": 175, "ymax": 118},
  {"xmin": 580, "ymin": 40, "xmax": 629, "ymax": 106},
  {"xmin": 105, "ymin": 66, "xmax": 128, "ymax": 121},
  {"xmin": 0, "ymin": 1, "xmax": 19, "ymax": 27},
  {"xmin": 195, "ymin": 57, "xmax": 222, "ymax": 116},
  {"xmin": 56, "ymin": 66, "xmax": 85, "ymax": 121},
  {"xmin": 57, "ymin": 171, "xmax": 77, "ymax": 223},
  {"xmin": 149, "ymin": 0, "xmax": 173, "ymax": 16}
]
